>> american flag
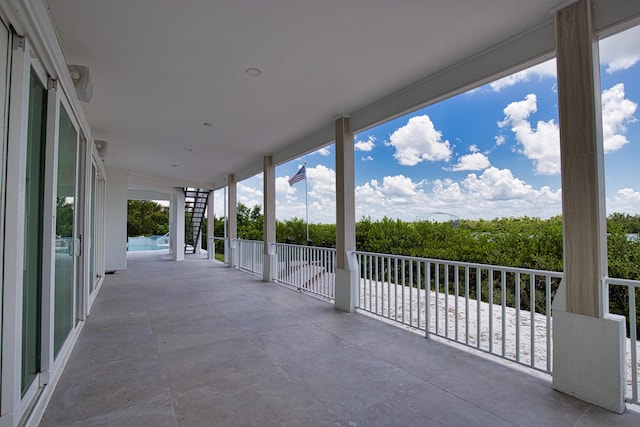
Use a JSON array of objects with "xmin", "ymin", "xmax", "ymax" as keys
[{"xmin": 288, "ymin": 165, "xmax": 306, "ymax": 186}]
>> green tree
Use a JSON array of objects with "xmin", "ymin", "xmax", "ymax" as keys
[
  {"xmin": 127, "ymin": 200, "xmax": 169, "ymax": 236},
  {"xmin": 56, "ymin": 197, "xmax": 74, "ymax": 237}
]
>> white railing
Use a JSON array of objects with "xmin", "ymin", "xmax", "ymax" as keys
[
  {"xmin": 225, "ymin": 241, "xmax": 640, "ymax": 392},
  {"xmin": 233, "ymin": 239, "xmax": 263, "ymax": 276},
  {"xmin": 355, "ymin": 251, "xmax": 562, "ymax": 374},
  {"xmin": 273, "ymin": 243, "xmax": 335, "ymax": 300},
  {"xmin": 605, "ymin": 277, "xmax": 640, "ymax": 404}
]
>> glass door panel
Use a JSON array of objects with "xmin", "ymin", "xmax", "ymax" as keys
[
  {"xmin": 53, "ymin": 106, "xmax": 77, "ymax": 357},
  {"xmin": 22, "ymin": 69, "xmax": 47, "ymax": 395}
]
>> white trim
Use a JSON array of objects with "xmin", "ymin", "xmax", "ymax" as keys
[
  {"xmin": 1, "ymin": 32, "xmax": 32, "ymax": 424},
  {"xmin": 39, "ymin": 73, "xmax": 60, "ymax": 387},
  {"xmin": 21, "ymin": 322, "xmax": 84, "ymax": 427},
  {"xmin": 0, "ymin": 17, "xmax": 10, "ymax": 406}
]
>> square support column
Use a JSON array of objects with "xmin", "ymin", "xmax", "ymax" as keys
[
  {"xmin": 227, "ymin": 175, "xmax": 237, "ymax": 267},
  {"xmin": 552, "ymin": 0, "xmax": 625, "ymax": 413},
  {"xmin": 207, "ymin": 189, "xmax": 214, "ymax": 260},
  {"xmin": 170, "ymin": 188, "xmax": 185, "ymax": 261},
  {"xmin": 335, "ymin": 116, "xmax": 357, "ymax": 312},
  {"xmin": 263, "ymin": 156, "xmax": 276, "ymax": 282}
]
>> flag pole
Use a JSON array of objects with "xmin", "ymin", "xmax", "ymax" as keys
[{"xmin": 304, "ymin": 162, "xmax": 309, "ymax": 244}]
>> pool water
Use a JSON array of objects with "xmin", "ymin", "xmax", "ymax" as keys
[
  {"xmin": 127, "ymin": 244, "xmax": 167, "ymax": 252},
  {"xmin": 127, "ymin": 235, "xmax": 169, "ymax": 252}
]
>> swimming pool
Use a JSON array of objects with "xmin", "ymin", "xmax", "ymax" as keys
[
  {"xmin": 127, "ymin": 235, "xmax": 169, "ymax": 252},
  {"xmin": 127, "ymin": 244, "xmax": 168, "ymax": 251}
]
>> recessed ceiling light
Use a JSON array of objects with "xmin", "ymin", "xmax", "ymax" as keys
[
  {"xmin": 245, "ymin": 67, "xmax": 262, "ymax": 76},
  {"xmin": 171, "ymin": 164, "xmax": 179, "ymax": 168},
  {"xmin": 203, "ymin": 122, "xmax": 212, "ymax": 127}
]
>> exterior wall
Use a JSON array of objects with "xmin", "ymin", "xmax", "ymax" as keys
[
  {"xmin": 0, "ymin": 4, "xmax": 108, "ymax": 425},
  {"xmin": 104, "ymin": 167, "xmax": 128, "ymax": 271}
]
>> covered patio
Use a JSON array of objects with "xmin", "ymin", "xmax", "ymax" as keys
[{"xmin": 39, "ymin": 252, "xmax": 640, "ymax": 426}]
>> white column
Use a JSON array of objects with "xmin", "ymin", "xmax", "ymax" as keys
[
  {"xmin": 334, "ymin": 116, "xmax": 357, "ymax": 312},
  {"xmin": 227, "ymin": 175, "xmax": 237, "ymax": 267},
  {"xmin": 552, "ymin": 0, "xmax": 625, "ymax": 413},
  {"xmin": 170, "ymin": 189, "xmax": 185, "ymax": 261},
  {"xmin": 207, "ymin": 189, "xmax": 214, "ymax": 260},
  {"xmin": 263, "ymin": 156, "xmax": 276, "ymax": 281},
  {"xmin": 104, "ymin": 167, "xmax": 128, "ymax": 271}
]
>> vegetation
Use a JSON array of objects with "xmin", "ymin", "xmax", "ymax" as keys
[
  {"xmin": 127, "ymin": 200, "xmax": 169, "ymax": 236},
  {"xmin": 203, "ymin": 204, "xmax": 640, "ymax": 278}
]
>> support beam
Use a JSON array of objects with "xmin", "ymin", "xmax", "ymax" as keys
[
  {"xmin": 263, "ymin": 156, "xmax": 276, "ymax": 282},
  {"xmin": 335, "ymin": 117, "xmax": 357, "ymax": 312},
  {"xmin": 227, "ymin": 175, "xmax": 237, "ymax": 267},
  {"xmin": 552, "ymin": 0, "xmax": 625, "ymax": 413}
]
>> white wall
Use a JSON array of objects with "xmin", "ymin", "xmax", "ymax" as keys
[{"xmin": 104, "ymin": 166, "xmax": 128, "ymax": 271}]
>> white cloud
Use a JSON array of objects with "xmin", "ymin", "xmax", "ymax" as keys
[
  {"xmin": 379, "ymin": 175, "xmax": 418, "ymax": 197},
  {"xmin": 499, "ymin": 94, "xmax": 560, "ymax": 175},
  {"xmin": 355, "ymin": 135, "xmax": 376, "ymax": 152},
  {"xmin": 355, "ymin": 175, "xmax": 421, "ymax": 217},
  {"xmin": 498, "ymin": 86, "xmax": 637, "ymax": 173},
  {"xmin": 449, "ymin": 152, "xmax": 491, "ymax": 171},
  {"xmin": 355, "ymin": 167, "xmax": 562, "ymax": 220},
  {"xmin": 461, "ymin": 167, "xmax": 533, "ymax": 201},
  {"xmin": 236, "ymin": 177, "xmax": 264, "ymax": 209},
  {"xmin": 307, "ymin": 164, "xmax": 335, "ymax": 197},
  {"xmin": 601, "ymin": 83, "xmax": 637, "ymax": 153},
  {"xmin": 361, "ymin": 155, "xmax": 374, "ymax": 161},
  {"xmin": 275, "ymin": 165, "xmax": 337, "ymax": 223},
  {"xmin": 224, "ymin": 164, "xmax": 563, "ymax": 223},
  {"xmin": 276, "ymin": 176, "xmax": 297, "ymax": 200},
  {"xmin": 312, "ymin": 147, "xmax": 331, "ymax": 156},
  {"xmin": 600, "ymin": 25, "xmax": 640, "ymax": 74},
  {"xmin": 495, "ymin": 135, "xmax": 506, "ymax": 146},
  {"xmin": 489, "ymin": 59, "xmax": 556, "ymax": 92},
  {"xmin": 388, "ymin": 115, "xmax": 452, "ymax": 166},
  {"xmin": 469, "ymin": 144, "xmax": 479, "ymax": 153},
  {"xmin": 607, "ymin": 188, "xmax": 640, "ymax": 215}
]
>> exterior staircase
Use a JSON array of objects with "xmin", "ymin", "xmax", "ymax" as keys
[{"xmin": 184, "ymin": 188, "xmax": 210, "ymax": 253}]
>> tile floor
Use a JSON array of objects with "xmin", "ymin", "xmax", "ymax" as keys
[{"xmin": 39, "ymin": 251, "xmax": 640, "ymax": 426}]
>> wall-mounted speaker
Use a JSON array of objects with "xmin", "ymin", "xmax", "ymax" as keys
[
  {"xmin": 68, "ymin": 64, "xmax": 93, "ymax": 102},
  {"xmin": 94, "ymin": 140, "xmax": 108, "ymax": 158}
]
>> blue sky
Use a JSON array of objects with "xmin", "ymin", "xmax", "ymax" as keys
[{"xmin": 214, "ymin": 25, "xmax": 640, "ymax": 224}]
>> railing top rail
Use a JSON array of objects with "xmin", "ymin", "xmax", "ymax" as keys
[
  {"xmin": 605, "ymin": 277, "xmax": 640, "ymax": 288},
  {"xmin": 354, "ymin": 250, "xmax": 563, "ymax": 277},
  {"xmin": 234, "ymin": 238, "xmax": 264, "ymax": 244},
  {"xmin": 274, "ymin": 242, "xmax": 336, "ymax": 251}
]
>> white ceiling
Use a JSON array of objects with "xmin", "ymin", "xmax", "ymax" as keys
[{"xmin": 44, "ymin": 0, "xmax": 565, "ymax": 188}]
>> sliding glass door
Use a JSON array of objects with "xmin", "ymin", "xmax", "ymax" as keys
[
  {"xmin": 53, "ymin": 106, "xmax": 78, "ymax": 357},
  {"xmin": 22, "ymin": 68, "xmax": 47, "ymax": 395}
]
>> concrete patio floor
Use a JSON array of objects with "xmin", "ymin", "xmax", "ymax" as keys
[{"xmin": 40, "ymin": 251, "xmax": 640, "ymax": 426}]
